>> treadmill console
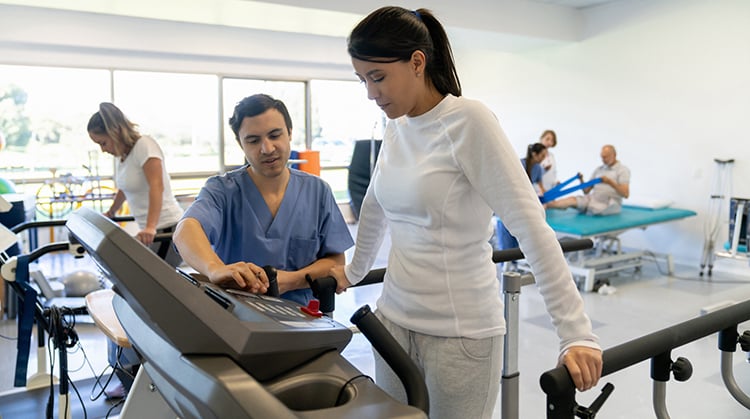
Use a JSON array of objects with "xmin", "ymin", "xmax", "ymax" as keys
[{"xmin": 67, "ymin": 208, "xmax": 352, "ymax": 380}]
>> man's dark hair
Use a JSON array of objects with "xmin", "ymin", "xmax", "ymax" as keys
[{"xmin": 229, "ymin": 94, "xmax": 293, "ymax": 142}]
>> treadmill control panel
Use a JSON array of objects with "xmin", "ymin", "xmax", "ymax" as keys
[{"xmin": 224, "ymin": 288, "xmax": 335, "ymax": 328}]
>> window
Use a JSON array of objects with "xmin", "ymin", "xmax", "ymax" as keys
[
  {"xmin": 0, "ymin": 64, "xmax": 111, "ymax": 185},
  {"xmin": 114, "ymin": 70, "xmax": 220, "ymax": 174},
  {"xmin": 309, "ymin": 80, "xmax": 384, "ymax": 200},
  {"xmin": 0, "ymin": 63, "xmax": 383, "ymax": 204},
  {"xmin": 310, "ymin": 80, "xmax": 384, "ymax": 167}
]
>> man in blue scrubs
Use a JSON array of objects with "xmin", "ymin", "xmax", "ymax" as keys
[{"xmin": 174, "ymin": 94, "xmax": 353, "ymax": 305}]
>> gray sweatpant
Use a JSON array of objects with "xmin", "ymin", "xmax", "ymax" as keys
[{"xmin": 373, "ymin": 311, "xmax": 503, "ymax": 419}]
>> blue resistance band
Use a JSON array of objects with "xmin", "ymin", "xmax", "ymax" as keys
[
  {"xmin": 13, "ymin": 254, "xmax": 36, "ymax": 388},
  {"xmin": 545, "ymin": 173, "xmax": 582, "ymax": 197},
  {"xmin": 541, "ymin": 174, "xmax": 602, "ymax": 204}
]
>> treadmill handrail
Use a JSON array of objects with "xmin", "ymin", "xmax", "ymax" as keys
[
  {"xmin": 540, "ymin": 297, "xmax": 750, "ymax": 417},
  {"xmin": 12, "ymin": 216, "xmax": 135, "ymax": 234},
  {"xmin": 351, "ymin": 304, "xmax": 430, "ymax": 415}
]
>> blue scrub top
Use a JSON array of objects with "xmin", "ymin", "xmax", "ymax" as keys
[{"xmin": 183, "ymin": 166, "xmax": 354, "ymax": 305}]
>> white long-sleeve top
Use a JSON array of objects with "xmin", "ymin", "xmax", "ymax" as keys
[{"xmin": 345, "ymin": 95, "xmax": 599, "ymax": 352}]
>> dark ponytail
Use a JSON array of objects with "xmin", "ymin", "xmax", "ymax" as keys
[
  {"xmin": 347, "ymin": 6, "xmax": 461, "ymax": 97},
  {"xmin": 525, "ymin": 143, "xmax": 546, "ymax": 180}
]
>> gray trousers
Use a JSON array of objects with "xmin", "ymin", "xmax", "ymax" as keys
[{"xmin": 373, "ymin": 311, "xmax": 503, "ymax": 419}]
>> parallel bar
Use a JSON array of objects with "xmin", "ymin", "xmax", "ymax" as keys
[
  {"xmin": 352, "ymin": 239, "xmax": 593, "ymax": 288},
  {"xmin": 540, "ymin": 296, "xmax": 750, "ymax": 397},
  {"xmin": 492, "ymin": 239, "xmax": 593, "ymax": 264}
]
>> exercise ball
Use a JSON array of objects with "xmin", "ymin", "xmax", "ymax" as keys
[
  {"xmin": 62, "ymin": 270, "xmax": 102, "ymax": 297},
  {"xmin": 0, "ymin": 177, "xmax": 16, "ymax": 194}
]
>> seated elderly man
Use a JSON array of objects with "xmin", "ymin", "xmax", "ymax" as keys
[{"xmin": 545, "ymin": 144, "xmax": 630, "ymax": 215}]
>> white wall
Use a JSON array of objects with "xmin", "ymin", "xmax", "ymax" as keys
[
  {"xmin": 2, "ymin": 1, "xmax": 749, "ymax": 271},
  {"xmin": 455, "ymin": 0, "xmax": 750, "ymax": 271}
]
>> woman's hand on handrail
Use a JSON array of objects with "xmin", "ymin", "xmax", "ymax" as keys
[
  {"xmin": 559, "ymin": 346, "xmax": 603, "ymax": 392},
  {"xmin": 328, "ymin": 265, "xmax": 352, "ymax": 294}
]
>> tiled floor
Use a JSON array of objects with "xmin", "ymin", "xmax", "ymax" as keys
[{"xmin": 2, "ymin": 223, "xmax": 750, "ymax": 418}]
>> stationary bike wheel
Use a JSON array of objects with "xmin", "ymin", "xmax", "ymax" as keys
[
  {"xmin": 35, "ymin": 182, "xmax": 74, "ymax": 219},
  {"xmin": 82, "ymin": 185, "xmax": 117, "ymax": 213}
]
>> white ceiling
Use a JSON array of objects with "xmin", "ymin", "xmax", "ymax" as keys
[
  {"xmin": 0, "ymin": 0, "xmax": 626, "ymax": 48},
  {"xmin": 524, "ymin": 0, "xmax": 621, "ymax": 9}
]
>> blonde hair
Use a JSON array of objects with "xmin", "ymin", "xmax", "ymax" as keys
[
  {"xmin": 540, "ymin": 129, "xmax": 557, "ymax": 147},
  {"xmin": 87, "ymin": 102, "xmax": 140, "ymax": 156}
]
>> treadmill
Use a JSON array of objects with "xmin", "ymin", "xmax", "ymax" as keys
[{"xmin": 66, "ymin": 208, "xmax": 427, "ymax": 418}]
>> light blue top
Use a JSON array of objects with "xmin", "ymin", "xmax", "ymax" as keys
[
  {"xmin": 183, "ymin": 166, "xmax": 354, "ymax": 305},
  {"xmin": 496, "ymin": 158, "xmax": 545, "ymax": 250},
  {"xmin": 520, "ymin": 158, "xmax": 544, "ymax": 186}
]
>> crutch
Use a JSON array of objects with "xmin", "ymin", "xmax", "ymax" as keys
[{"xmin": 700, "ymin": 158, "xmax": 734, "ymax": 277}]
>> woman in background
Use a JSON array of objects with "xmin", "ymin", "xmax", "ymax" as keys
[
  {"xmin": 87, "ymin": 102, "xmax": 183, "ymax": 259},
  {"xmin": 540, "ymin": 129, "xmax": 558, "ymax": 191},
  {"xmin": 87, "ymin": 102, "xmax": 185, "ymax": 398},
  {"xmin": 498, "ymin": 142, "xmax": 548, "ymax": 251},
  {"xmin": 523, "ymin": 142, "xmax": 548, "ymax": 196}
]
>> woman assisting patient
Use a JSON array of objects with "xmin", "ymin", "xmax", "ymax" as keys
[{"xmin": 329, "ymin": 7, "xmax": 602, "ymax": 419}]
